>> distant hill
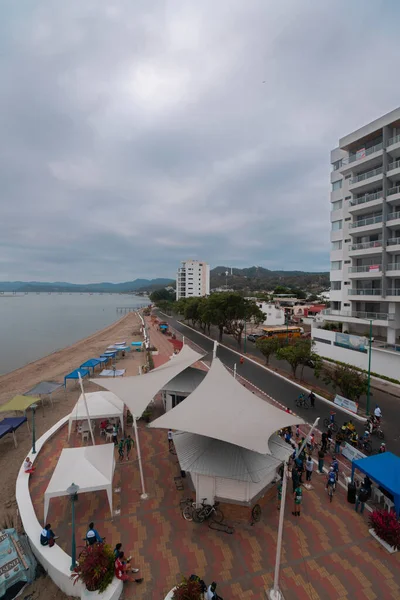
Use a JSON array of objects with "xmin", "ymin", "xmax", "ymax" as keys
[
  {"xmin": 211, "ymin": 266, "xmax": 329, "ymax": 292},
  {"xmin": 0, "ymin": 278, "xmax": 174, "ymax": 293}
]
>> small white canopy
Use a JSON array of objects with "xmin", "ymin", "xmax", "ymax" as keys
[
  {"xmin": 44, "ymin": 444, "xmax": 115, "ymax": 521},
  {"xmin": 150, "ymin": 358, "xmax": 303, "ymax": 455},
  {"xmin": 173, "ymin": 432, "xmax": 282, "ymax": 483},
  {"xmin": 68, "ymin": 391, "xmax": 124, "ymax": 439},
  {"xmin": 92, "ymin": 344, "xmax": 205, "ymax": 418}
]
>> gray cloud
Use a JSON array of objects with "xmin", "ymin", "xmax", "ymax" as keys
[{"xmin": 0, "ymin": 0, "xmax": 399, "ymax": 282}]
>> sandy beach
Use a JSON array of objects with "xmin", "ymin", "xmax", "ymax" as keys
[{"xmin": 0, "ymin": 312, "xmax": 145, "ymax": 600}]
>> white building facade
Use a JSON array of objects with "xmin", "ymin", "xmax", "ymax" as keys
[
  {"xmin": 176, "ymin": 260, "xmax": 210, "ymax": 300},
  {"xmin": 256, "ymin": 302, "xmax": 285, "ymax": 326},
  {"xmin": 325, "ymin": 107, "xmax": 400, "ymax": 345}
]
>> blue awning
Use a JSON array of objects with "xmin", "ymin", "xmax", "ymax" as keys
[
  {"xmin": 0, "ymin": 417, "xmax": 27, "ymax": 447},
  {"xmin": 352, "ymin": 452, "xmax": 400, "ymax": 516},
  {"xmin": 64, "ymin": 368, "xmax": 89, "ymax": 387},
  {"xmin": 80, "ymin": 359, "xmax": 101, "ymax": 373}
]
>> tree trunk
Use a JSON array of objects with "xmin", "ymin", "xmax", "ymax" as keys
[
  {"xmin": 218, "ymin": 326, "xmax": 223, "ymax": 342},
  {"xmin": 207, "ymin": 324, "xmax": 211, "ymax": 335}
]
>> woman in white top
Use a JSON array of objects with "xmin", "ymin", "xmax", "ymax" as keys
[
  {"xmin": 305, "ymin": 456, "xmax": 314, "ymax": 482},
  {"xmin": 23, "ymin": 457, "xmax": 35, "ymax": 474}
]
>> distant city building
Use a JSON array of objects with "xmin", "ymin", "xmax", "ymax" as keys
[
  {"xmin": 256, "ymin": 302, "xmax": 285, "ymax": 326},
  {"xmin": 176, "ymin": 260, "xmax": 210, "ymax": 300},
  {"xmin": 324, "ymin": 106, "xmax": 400, "ymax": 344}
]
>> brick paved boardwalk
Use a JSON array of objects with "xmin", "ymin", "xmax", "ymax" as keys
[{"xmin": 30, "ymin": 415, "xmax": 400, "ymax": 600}]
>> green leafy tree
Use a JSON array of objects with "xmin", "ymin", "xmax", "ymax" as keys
[
  {"xmin": 318, "ymin": 363, "xmax": 368, "ymax": 401},
  {"xmin": 276, "ymin": 338, "xmax": 319, "ymax": 379},
  {"xmin": 256, "ymin": 336, "xmax": 282, "ymax": 365},
  {"xmin": 149, "ymin": 288, "xmax": 175, "ymax": 303}
]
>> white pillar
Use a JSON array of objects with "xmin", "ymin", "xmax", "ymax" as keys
[
  {"xmin": 233, "ymin": 364, "xmax": 237, "ymax": 379},
  {"xmin": 296, "ymin": 417, "xmax": 320, "ymax": 458},
  {"xmin": 213, "ymin": 340, "xmax": 218, "ymax": 359},
  {"xmin": 78, "ymin": 373, "xmax": 95, "ymax": 446},
  {"xmin": 133, "ymin": 416, "xmax": 148, "ymax": 499},
  {"xmin": 268, "ymin": 462, "xmax": 288, "ymax": 600}
]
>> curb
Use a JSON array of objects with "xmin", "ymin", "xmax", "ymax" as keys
[{"xmin": 170, "ymin": 317, "xmax": 367, "ymax": 424}]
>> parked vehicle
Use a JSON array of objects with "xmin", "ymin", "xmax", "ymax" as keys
[{"xmin": 247, "ymin": 334, "xmax": 261, "ymax": 342}]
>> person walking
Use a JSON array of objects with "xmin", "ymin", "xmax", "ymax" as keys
[
  {"xmin": 305, "ymin": 456, "xmax": 313, "ymax": 482},
  {"xmin": 331, "ymin": 456, "xmax": 339, "ymax": 482},
  {"xmin": 334, "ymin": 432, "xmax": 343, "ymax": 455},
  {"xmin": 86, "ymin": 522, "xmax": 103, "ymax": 546},
  {"xmin": 112, "ymin": 423, "xmax": 118, "ymax": 446},
  {"xmin": 118, "ymin": 438, "xmax": 125, "ymax": 462},
  {"xmin": 168, "ymin": 429, "xmax": 174, "ymax": 450},
  {"xmin": 277, "ymin": 480, "xmax": 283, "ymax": 510},
  {"xmin": 295, "ymin": 425, "xmax": 300, "ymax": 440},
  {"xmin": 308, "ymin": 391, "xmax": 316, "ymax": 409},
  {"xmin": 321, "ymin": 432, "xmax": 328, "ymax": 453},
  {"xmin": 355, "ymin": 485, "xmax": 369, "ymax": 515},
  {"xmin": 291, "ymin": 466, "xmax": 300, "ymax": 493},
  {"xmin": 318, "ymin": 448, "xmax": 325, "ymax": 474},
  {"xmin": 292, "ymin": 485, "xmax": 302, "ymax": 517},
  {"xmin": 124, "ymin": 435, "xmax": 134, "ymax": 460}
]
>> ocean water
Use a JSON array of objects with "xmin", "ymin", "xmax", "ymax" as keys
[{"xmin": 0, "ymin": 293, "xmax": 147, "ymax": 375}]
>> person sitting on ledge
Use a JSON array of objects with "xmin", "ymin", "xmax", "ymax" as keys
[
  {"xmin": 86, "ymin": 522, "xmax": 103, "ymax": 545},
  {"xmin": 23, "ymin": 457, "xmax": 35, "ymax": 474},
  {"xmin": 113, "ymin": 543, "xmax": 139, "ymax": 572},
  {"xmin": 115, "ymin": 552, "xmax": 143, "ymax": 584},
  {"xmin": 40, "ymin": 524, "xmax": 58, "ymax": 546}
]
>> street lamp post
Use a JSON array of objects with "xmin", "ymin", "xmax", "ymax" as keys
[
  {"xmin": 244, "ymin": 319, "xmax": 247, "ymax": 354},
  {"xmin": 31, "ymin": 404, "xmax": 38, "ymax": 454},
  {"xmin": 366, "ymin": 319, "xmax": 373, "ymax": 416},
  {"xmin": 67, "ymin": 483, "xmax": 79, "ymax": 571},
  {"xmin": 285, "ymin": 315, "xmax": 289, "ymax": 345}
]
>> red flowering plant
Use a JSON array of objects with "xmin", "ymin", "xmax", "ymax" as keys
[
  {"xmin": 71, "ymin": 542, "xmax": 115, "ymax": 592},
  {"xmin": 369, "ymin": 509, "xmax": 400, "ymax": 550},
  {"xmin": 172, "ymin": 577, "xmax": 204, "ymax": 600}
]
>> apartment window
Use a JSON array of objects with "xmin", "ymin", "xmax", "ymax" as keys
[
  {"xmin": 331, "ymin": 281, "xmax": 341, "ymax": 290},
  {"xmin": 345, "ymin": 196, "xmax": 351, "ymax": 201},
  {"xmin": 344, "ymin": 303, "xmax": 350, "ymax": 307},
  {"xmin": 332, "ymin": 180, "xmax": 343, "ymax": 191},
  {"xmin": 331, "ymin": 261, "xmax": 342, "ymax": 271},
  {"xmin": 332, "ymin": 160, "xmax": 342, "ymax": 171},
  {"xmin": 344, "ymin": 281, "xmax": 350, "ymax": 285},
  {"xmin": 344, "ymin": 217, "xmax": 351, "ymax": 221},
  {"xmin": 331, "ymin": 200, "xmax": 343, "ymax": 211},
  {"xmin": 344, "ymin": 260, "xmax": 351, "ymax": 264},
  {"xmin": 345, "ymin": 174, "xmax": 351, "ymax": 180},
  {"xmin": 331, "ymin": 241, "xmax": 342, "ymax": 251},
  {"xmin": 331, "ymin": 220, "xmax": 343, "ymax": 231},
  {"xmin": 345, "ymin": 238, "xmax": 351, "ymax": 242}
]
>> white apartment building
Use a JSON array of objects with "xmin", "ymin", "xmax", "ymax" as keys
[
  {"xmin": 176, "ymin": 260, "xmax": 210, "ymax": 300},
  {"xmin": 325, "ymin": 107, "xmax": 400, "ymax": 344}
]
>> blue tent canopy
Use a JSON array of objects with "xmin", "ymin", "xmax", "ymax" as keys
[
  {"xmin": 99, "ymin": 355, "xmax": 111, "ymax": 362},
  {"xmin": 0, "ymin": 417, "xmax": 27, "ymax": 447},
  {"xmin": 80, "ymin": 358, "xmax": 102, "ymax": 373},
  {"xmin": 64, "ymin": 368, "xmax": 89, "ymax": 388},
  {"xmin": 352, "ymin": 452, "xmax": 400, "ymax": 516},
  {"xmin": 131, "ymin": 341, "xmax": 142, "ymax": 346}
]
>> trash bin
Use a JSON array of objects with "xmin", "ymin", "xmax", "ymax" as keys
[{"xmin": 347, "ymin": 481, "xmax": 356, "ymax": 504}]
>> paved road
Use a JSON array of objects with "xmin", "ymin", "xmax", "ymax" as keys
[{"xmin": 156, "ymin": 310, "xmax": 399, "ymax": 455}]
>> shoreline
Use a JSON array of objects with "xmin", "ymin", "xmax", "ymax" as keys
[{"xmin": 0, "ymin": 312, "xmax": 142, "ymax": 405}]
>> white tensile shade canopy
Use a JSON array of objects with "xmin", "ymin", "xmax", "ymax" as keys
[
  {"xmin": 150, "ymin": 358, "xmax": 304, "ymax": 455},
  {"xmin": 67, "ymin": 391, "xmax": 124, "ymax": 439},
  {"xmin": 44, "ymin": 444, "xmax": 115, "ymax": 521},
  {"xmin": 92, "ymin": 344, "xmax": 205, "ymax": 417}
]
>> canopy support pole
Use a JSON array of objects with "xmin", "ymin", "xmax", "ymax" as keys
[
  {"xmin": 268, "ymin": 460, "xmax": 288, "ymax": 600},
  {"xmin": 233, "ymin": 364, "xmax": 237, "ymax": 379},
  {"xmin": 213, "ymin": 340, "xmax": 217, "ymax": 359},
  {"xmin": 295, "ymin": 417, "xmax": 320, "ymax": 458},
  {"xmin": 78, "ymin": 373, "xmax": 95, "ymax": 446},
  {"xmin": 133, "ymin": 416, "xmax": 148, "ymax": 499}
]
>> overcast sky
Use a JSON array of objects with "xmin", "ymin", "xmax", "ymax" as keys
[{"xmin": 1, "ymin": 1, "xmax": 399, "ymax": 283}]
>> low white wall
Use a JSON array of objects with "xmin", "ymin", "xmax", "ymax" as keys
[
  {"xmin": 16, "ymin": 415, "xmax": 123, "ymax": 600},
  {"xmin": 312, "ymin": 328, "xmax": 400, "ymax": 380}
]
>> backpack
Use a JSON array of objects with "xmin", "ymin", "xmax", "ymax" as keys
[{"xmin": 358, "ymin": 487, "xmax": 369, "ymax": 503}]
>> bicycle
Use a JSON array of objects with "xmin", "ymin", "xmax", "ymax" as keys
[
  {"xmin": 357, "ymin": 439, "xmax": 372, "ymax": 455},
  {"xmin": 180, "ymin": 498, "xmax": 200, "ymax": 522},
  {"xmin": 194, "ymin": 499, "xmax": 224, "ymax": 523},
  {"xmin": 295, "ymin": 394, "xmax": 310, "ymax": 409},
  {"xmin": 323, "ymin": 418, "xmax": 338, "ymax": 433},
  {"xmin": 326, "ymin": 482, "xmax": 335, "ymax": 502}
]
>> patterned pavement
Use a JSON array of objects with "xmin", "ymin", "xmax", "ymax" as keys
[
  {"xmin": 29, "ymin": 413, "xmax": 400, "ymax": 600},
  {"xmin": 27, "ymin": 319, "xmax": 400, "ymax": 599}
]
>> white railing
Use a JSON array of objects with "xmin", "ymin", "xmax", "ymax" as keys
[
  {"xmin": 387, "ymin": 211, "xmax": 400, "ymax": 221},
  {"xmin": 321, "ymin": 309, "xmax": 393, "ymax": 320},
  {"xmin": 348, "ymin": 265, "xmax": 382, "ymax": 273},
  {"xmin": 351, "ymin": 166, "xmax": 383, "ymax": 184},
  {"xmin": 387, "ymin": 237, "xmax": 400, "ymax": 246},
  {"xmin": 388, "ymin": 134, "xmax": 400, "ymax": 147},
  {"xmin": 347, "ymin": 143, "xmax": 383, "ymax": 163},
  {"xmin": 349, "ymin": 215, "xmax": 383, "ymax": 228},
  {"xmin": 350, "ymin": 191, "xmax": 383, "ymax": 207},
  {"xmin": 387, "ymin": 263, "xmax": 400, "ymax": 271},
  {"xmin": 386, "ymin": 289, "xmax": 400, "ymax": 296},
  {"xmin": 388, "ymin": 159, "xmax": 400, "ymax": 172},
  {"xmin": 349, "ymin": 240, "xmax": 382, "ymax": 251},
  {"xmin": 348, "ymin": 289, "xmax": 382, "ymax": 296},
  {"xmin": 387, "ymin": 185, "xmax": 400, "ymax": 196}
]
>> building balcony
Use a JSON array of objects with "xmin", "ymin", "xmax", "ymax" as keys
[
  {"xmin": 386, "ymin": 289, "xmax": 400, "ymax": 300},
  {"xmin": 349, "ymin": 214, "xmax": 383, "ymax": 235},
  {"xmin": 349, "ymin": 166, "xmax": 383, "ymax": 193},
  {"xmin": 387, "ymin": 159, "xmax": 400, "ymax": 178},
  {"xmin": 321, "ymin": 308, "xmax": 393, "ymax": 323},
  {"xmin": 387, "ymin": 210, "xmax": 400, "ymax": 229},
  {"xmin": 348, "ymin": 265, "xmax": 382, "ymax": 278},
  {"xmin": 387, "ymin": 237, "xmax": 400, "ymax": 253},
  {"xmin": 386, "ymin": 263, "xmax": 400, "ymax": 276},
  {"xmin": 348, "ymin": 240, "xmax": 383, "ymax": 257},
  {"xmin": 348, "ymin": 288, "xmax": 382, "ymax": 297},
  {"xmin": 387, "ymin": 134, "xmax": 400, "ymax": 158},
  {"xmin": 386, "ymin": 185, "xmax": 400, "ymax": 205},
  {"xmin": 340, "ymin": 143, "xmax": 383, "ymax": 174},
  {"xmin": 348, "ymin": 191, "xmax": 383, "ymax": 214}
]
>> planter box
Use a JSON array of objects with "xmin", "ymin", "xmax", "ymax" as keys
[{"xmin": 369, "ymin": 528, "xmax": 398, "ymax": 554}]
